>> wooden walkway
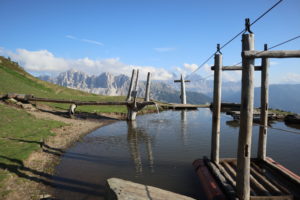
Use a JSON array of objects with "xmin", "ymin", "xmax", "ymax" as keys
[
  {"xmin": 160, "ymin": 103, "xmax": 210, "ymax": 110},
  {"xmin": 193, "ymin": 157, "xmax": 300, "ymax": 200}
]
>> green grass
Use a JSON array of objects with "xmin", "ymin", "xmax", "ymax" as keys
[
  {"xmin": 0, "ymin": 56, "xmax": 128, "ymax": 113},
  {"xmin": 0, "ymin": 103, "xmax": 65, "ymax": 183}
]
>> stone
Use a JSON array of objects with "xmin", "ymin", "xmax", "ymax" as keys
[{"xmin": 105, "ymin": 178, "xmax": 196, "ymax": 200}]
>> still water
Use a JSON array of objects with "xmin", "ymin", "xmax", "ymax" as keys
[{"xmin": 53, "ymin": 109, "xmax": 300, "ymax": 199}]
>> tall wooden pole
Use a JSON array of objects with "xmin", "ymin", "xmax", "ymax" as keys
[
  {"xmin": 211, "ymin": 51, "xmax": 222, "ymax": 164},
  {"xmin": 134, "ymin": 69, "xmax": 139, "ymax": 92},
  {"xmin": 258, "ymin": 44, "xmax": 269, "ymax": 160},
  {"xmin": 127, "ymin": 69, "xmax": 136, "ymax": 101},
  {"xmin": 236, "ymin": 33, "xmax": 255, "ymax": 200},
  {"xmin": 144, "ymin": 72, "xmax": 151, "ymax": 101},
  {"xmin": 181, "ymin": 74, "xmax": 187, "ymax": 104}
]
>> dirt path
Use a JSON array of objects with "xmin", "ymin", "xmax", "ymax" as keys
[{"xmin": 3, "ymin": 103, "xmax": 120, "ymax": 200}]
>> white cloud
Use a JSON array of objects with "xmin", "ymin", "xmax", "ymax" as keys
[
  {"xmin": 66, "ymin": 35, "xmax": 103, "ymax": 46},
  {"xmin": 281, "ymin": 73, "xmax": 300, "ymax": 83},
  {"xmin": 0, "ymin": 48, "xmax": 173, "ymax": 80},
  {"xmin": 81, "ymin": 39, "xmax": 103, "ymax": 46},
  {"xmin": 154, "ymin": 47, "xmax": 176, "ymax": 52}
]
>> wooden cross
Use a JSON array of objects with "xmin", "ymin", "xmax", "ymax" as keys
[{"xmin": 174, "ymin": 74, "xmax": 190, "ymax": 104}]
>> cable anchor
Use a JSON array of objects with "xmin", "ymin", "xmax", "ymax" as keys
[
  {"xmin": 245, "ymin": 18, "xmax": 253, "ymax": 34},
  {"xmin": 216, "ymin": 43, "xmax": 222, "ymax": 54}
]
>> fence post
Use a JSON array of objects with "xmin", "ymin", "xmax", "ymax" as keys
[
  {"xmin": 236, "ymin": 31, "xmax": 255, "ymax": 200},
  {"xmin": 127, "ymin": 69, "xmax": 136, "ymax": 101},
  {"xmin": 258, "ymin": 44, "xmax": 269, "ymax": 160},
  {"xmin": 211, "ymin": 45, "xmax": 222, "ymax": 164},
  {"xmin": 144, "ymin": 72, "xmax": 151, "ymax": 101}
]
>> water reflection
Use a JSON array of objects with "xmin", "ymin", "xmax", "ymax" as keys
[
  {"xmin": 181, "ymin": 110, "xmax": 188, "ymax": 145},
  {"xmin": 127, "ymin": 121, "xmax": 154, "ymax": 175}
]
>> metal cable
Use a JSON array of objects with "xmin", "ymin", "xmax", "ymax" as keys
[{"xmin": 186, "ymin": 0, "xmax": 284, "ymax": 78}]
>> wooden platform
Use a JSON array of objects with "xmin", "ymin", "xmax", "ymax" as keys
[
  {"xmin": 160, "ymin": 103, "xmax": 210, "ymax": 110},
  {"xmin": 193, "ymin": 157, "xmax": 300, "ymax": 200}
]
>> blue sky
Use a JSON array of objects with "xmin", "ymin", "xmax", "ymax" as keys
[{"xmin": 0, "ymin": 0, "xmax": 299, "ymax": 84}]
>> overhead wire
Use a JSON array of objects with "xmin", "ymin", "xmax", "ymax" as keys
[{"xmin": 186, "ymin": 0, "xmax": 284, "ymax": 79}]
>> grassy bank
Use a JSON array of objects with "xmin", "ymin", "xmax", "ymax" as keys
[
  {"xmin": 0, "ymin": 103, "xmax": 65, "ymax": 197},
  {"xmin": 0, "ymin": 56, "xmax": 127, "ymax": 113}
]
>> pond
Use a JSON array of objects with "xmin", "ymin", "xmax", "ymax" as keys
[{"xmin": 53, "ymin": 109, "xmax": 300, "ymax": 200}]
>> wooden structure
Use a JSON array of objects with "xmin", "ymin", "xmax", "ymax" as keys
[
  {"xmin": 174, "ymin": 74, "xmax": 190, "ymax": 104},
  {"xmin": 160, "ymin": 103, "xmax": 209, "ymax": 110},
  {"xmin": 194, "ymin": 19, "xmax": 300, "ymax": 200},
  {"xmin": 144, "ymin": 72, "xmax": 151, "ymax": 101}
]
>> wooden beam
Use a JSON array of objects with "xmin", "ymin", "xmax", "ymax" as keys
[
  {"xmin": 257, "ymin": 44, "xmax": 269, "ymax": 160},
  {"xmin": 243, "ymin": 50, "xmax": 300, "ymax": 58},
  {"xmin": 144, "ymin": 72, "xmax": 151, "ymax": 101},
  {"xmin": 211, "ymin": 66, "xmax": 262, "ymax": 71},
  {"xmin": 127, "ymin": 69, "xmax": 136, "ymax": 101},
  {"xmin": 174, "ymin": 80, "xmax": 191, "ymax": 83},
  {"xmin": 211, "ymin": 53, "xmax": 222, "ymax": 164},
  {"xmin": 236, "ymin": 33, "xmax": 255, "ymax": 200}
]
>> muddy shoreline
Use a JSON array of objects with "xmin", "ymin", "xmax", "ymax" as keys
[{"xmin": 2, "ymin": 103, "xmax": 124, "ymax": 200}]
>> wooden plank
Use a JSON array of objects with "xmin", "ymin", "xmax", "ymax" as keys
[
  {"xmin": 211, "ymin": 53, "xmax": 222, "ymax": 164},
  {"xmin": 250, "ymin": 195, "xmax": 293, "ymax": 200},
  {"xmin": 258, "ymin": 44, "xmax": 269, "ymax": 160},
  {"xmin": 211, "ymin": 66, "xmax": 262, "ymax": 71},
  {"xmin": 243, "ymin": 50, "xmax": 300, "ymax": 58},
  {"xmin": 236, "ymin": 33, "xmax": 255, "ymax": 200},
  {"xmin": 193, "ymin": 159, "xmax": 227, "ymax": 200}
]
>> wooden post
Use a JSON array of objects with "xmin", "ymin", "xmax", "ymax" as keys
[
  {"xmin": 181, "ymin": 75, "xmax": 187, "ymax": 104},
  {"xmin": 134, "ymin": 69, "xmax": 139, "ymax": 92},
  {"xmin": 174, "ymin": 75, "xmax": 190, "ymax": 104},
  {"xmin": 236, "ymin": 33, "xmax": 255, "ymax": 200},
  {"xmin": 258, "ymin": 44, "xmax": 269, "ymax": 160},
  {"xmin": 211, "ymin": 51, "xmax": 222, "ymax": 164},
  {"xmin": 127, "ymin": 69, "xmax": 136, "ymax": 101},
  {"xmin": 144, "ymin": 72, "xmax": 151, "ymax": 101}
]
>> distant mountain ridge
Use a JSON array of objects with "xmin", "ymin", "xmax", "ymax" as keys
[{"xmin": 39, "ymin": 70, "xmax": 212, "ymax": 104}]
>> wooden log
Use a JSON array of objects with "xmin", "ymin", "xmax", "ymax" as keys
[
  {"xmin": 257, "ymin": 44, "xmax": 269, "ymax": 160},
  {"xmin": 211, "ymin": 53, "xmax": 222, "ymax": 164},
  {"xmin": 251, "ymin": 162, "xmax": 291, "ymax": 195},
  {"xmin": 264, "ymin": 158, "xmax": 300, "ymax": 185},
  {"xmin": 218, "ymin": 163, "xmax": 236, "ymax": 187},
  {"xmin": 144, "ymin": 72, "xmax": 151, "ymax": 101},
  {"xmin": 249, "ymin": 174, "xmax": 271, "ymax": 196},
  {"xmin": 206, "ymin": 159, "xmax": 237, "ymax": 200},
  {"xmin": 243, "ymin": 50, "xmax": 300, "ymax": 58},
  {"xmin": 250, "ymin": 164, "xmax": 282, "ymax": 195},
  {"xmin": 211, "ymin": 66, "xmax": 262, "ymax": 71},
  {"xmin": 127, "ymin": 69, "xmax": 136, "ymax": 101},
  {"xmin": 193, "ymin": 159, "xmax": 227, "ymax": 200},
  {"xmin": 236, "ymin": 33, "xmax": 255, "ymax": 200}
]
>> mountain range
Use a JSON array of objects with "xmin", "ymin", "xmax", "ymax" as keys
[{"xmin": 39, "ymin": 69, "xmax": 300, "ymax": 113}]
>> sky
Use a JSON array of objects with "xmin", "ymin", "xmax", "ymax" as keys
[{"xmin": 0, "ymin": 0, "xmax": 299, "ymax": 85}]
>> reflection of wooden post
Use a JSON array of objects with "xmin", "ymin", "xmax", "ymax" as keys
[
  {"xmin": 236, "ymin": 33, "xmax": 255, "ymax": 200},
  {"xmin": 127, "ymin": 69, "xmax": 136, "ymax": 101},
  {"xmin": 258, "ymin": 44, "xmax": 269, "ymax": 160},
  {"xmin": 211, "ymin": 51, "xmax": 222, "ymax": 164},
  {"xmin": 144, "ymin": 72, "xmax": 151, "ymax": 101}
]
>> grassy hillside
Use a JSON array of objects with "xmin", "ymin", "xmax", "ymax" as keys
[{"xmin": 0, "ymin": 56, "xmax": 127, "ymax": 113}]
